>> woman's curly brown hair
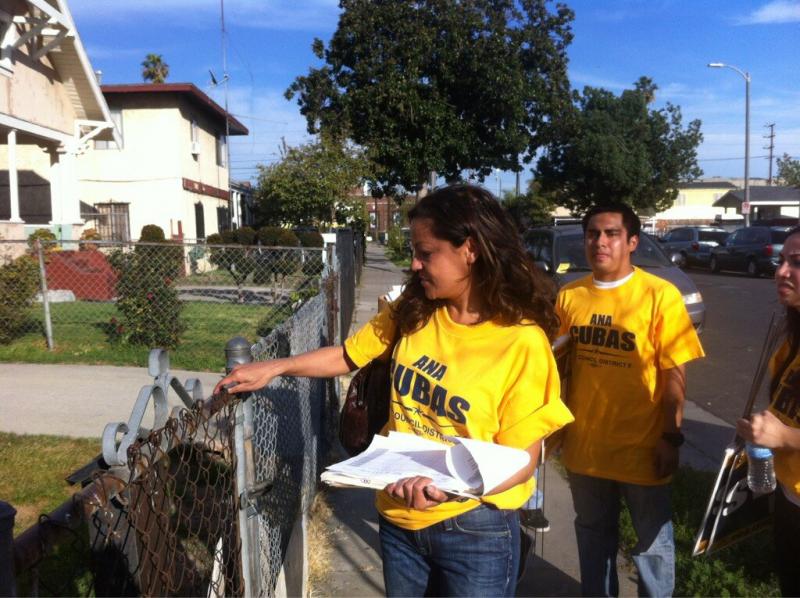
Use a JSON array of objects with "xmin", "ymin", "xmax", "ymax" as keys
[{"xmin": 392, "ymin": 184, "xmax": 559, "ymax": 339}]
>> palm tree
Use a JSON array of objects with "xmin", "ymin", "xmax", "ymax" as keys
[{"xmin": 141, "ymin": 54, "xmax": 169, "ymax": 84}]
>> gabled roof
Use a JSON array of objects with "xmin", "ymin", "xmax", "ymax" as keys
[
  {"xmin": 714, "ymin": 186, "xmax": 800, "ymax": 207},
  {"xmin": 100, "ymin": 83, "xmax": 248, "ymax": 136},
  {"xmin": 1, "ymin": 0, "xmax": 117, "ymax": 143}
]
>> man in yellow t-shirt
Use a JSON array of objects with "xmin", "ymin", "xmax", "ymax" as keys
[{"xmin": 557, "ymin": 204, "xmax": 704, "ymax": 597}]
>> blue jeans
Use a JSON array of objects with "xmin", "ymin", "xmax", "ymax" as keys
[
  {"xmin": 379, "ymin": 504, "xmax": 520, "ymax": 597},
  {"xmin": 567, "ymin": 471, "xmax": 674, "ymax": 598}
]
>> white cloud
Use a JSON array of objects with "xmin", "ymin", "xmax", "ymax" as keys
[
  {"xmin": 736, "ymin": 0, "xmax": 800, "ymax": 24},
  {"xmin": 568, "ymin": 70, "xmax": 631, "ymax": 92},
  {"xmin": 70, "ymin": 0, "xmax": 340, "ymax": 31}
]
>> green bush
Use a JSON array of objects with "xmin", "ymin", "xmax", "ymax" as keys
[
  {"xmin": 0, "ymin": 255, "xmax": 39, "ymax": 344},
  {"xmin": 27, "ymin": 228, "xmax": 56, "ymax": 252},
  {"xmin": 139, "ymin": 224, "xmax": 166, "ymax": 242},
  {"xmin": 109, "ymin": 241, "xmax": 185, "ymax": 348},
  {"xmin": 254, "ymin": 227, "xmax": 301, "ymax": 283},
  {"xmin": 134, "ymin": 225, "xmax": 184, "ymax": 280},
  {"xmin": 206, "ymin": 232, "xmax": 256, "ymax": 286},
  {"xmin": 235, "ymin": 226, "xmax": 257, "ymax": 246},
  {"xmin": 257, "ymin": 226, "xmax": 300, "ymax": 247},
  {"xmin": 387, "ymin": 225, "xmax": 411, "ymax": 262},
  {"xmin": 297, "ymin": 230, "xmax": 326, "ymax": 275},
  {"xmin": 296, "ymin": 231, "xmax": 324, "ymax": 248},
  {"xmin": 79, "ymin": 228, "xmax": 102, "ymax": 251}
]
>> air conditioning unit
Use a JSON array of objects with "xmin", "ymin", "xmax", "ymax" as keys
[{"xmin": 190, "ymin": 141, "xmax": 200, "ymax": 156}]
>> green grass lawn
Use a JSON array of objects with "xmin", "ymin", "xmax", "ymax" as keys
[
  {"xmin": 0, "ymin": 300, "xmax": 290, "ymax": 372},
  {"xmin": 0, "ymin": 432, "xmax": 101, "ymax": 536},
  {"xmin": 619, "ymin": 466, "xmax": 780, "ymax": 596}
]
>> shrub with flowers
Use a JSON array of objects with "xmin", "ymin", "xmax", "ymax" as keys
[{"xmin": 108, "ymin": 225, "xmax": 184, "ymax": 348}]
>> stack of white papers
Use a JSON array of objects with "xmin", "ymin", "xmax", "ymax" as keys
[{"xmin": 322, "ymin": 431, "xmax": 531, "ymax": 498}]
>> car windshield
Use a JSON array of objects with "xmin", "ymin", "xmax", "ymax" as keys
[{"xmin": 554, "ymin": 232, "xmax": 671, "ymax": 273}]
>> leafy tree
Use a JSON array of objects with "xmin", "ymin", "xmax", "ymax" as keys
[
  {"xmin": 141, "ymin": 54, "xmax": 169, "ymax": 83},
  {"xmin": 255, "ymin": 139, "xmax": 369, "ymax": 226},
  {"xmin": 535, "ymin": 77, "xmax": 703, "ymax": 214},
  {"xmin": 501, "ymin": 181, "xmax": 557, "ymax": 231},
  {"xmin": 777, "ymin": 153, "xmax": 800, "ymax": 187},
  {"xmin": 286, "ymin": 0, "xmax": 574, "ymax": 190},
  {"xmin": 206, "ymin": 228, "xmax": 258, "ymax": 301}
]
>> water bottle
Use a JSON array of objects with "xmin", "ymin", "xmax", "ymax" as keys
[{"xmin": 746, "ymin": 442, "xmax": 777, "ymax": 494}]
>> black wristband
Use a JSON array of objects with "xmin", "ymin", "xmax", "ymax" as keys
[{"xmin": 661, "ymin": 432, "xmax": 685, "ymax": 447}]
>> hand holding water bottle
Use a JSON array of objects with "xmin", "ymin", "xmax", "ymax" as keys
[
  {"xmin": 736, "ymin": 410, "xmax": 791, "ymax": 450},
  {"xmin": 737, "ymin": 410, "xmax": 788, "ymax": 494}
]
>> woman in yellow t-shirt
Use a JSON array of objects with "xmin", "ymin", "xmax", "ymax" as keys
[
  {"xmin": 216, "ymin": 184, "xmax": 573, "ymax": 597},
  {"xmin": 737, "ymin": 226, "xmax": 800, "ymax": 596}
]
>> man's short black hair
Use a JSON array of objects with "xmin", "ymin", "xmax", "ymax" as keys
[{"xmin": 581, "ymin": 203, "xmax": 641, "ymax": 239}]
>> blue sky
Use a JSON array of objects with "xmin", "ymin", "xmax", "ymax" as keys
[{"xmin": 70, "ymin": 0, "xmax": 800, "ymax": 192}]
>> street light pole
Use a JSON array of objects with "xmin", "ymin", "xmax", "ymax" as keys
[{"xmin": 708, "ymin": 62, "xmax": 751, "ymax": 227}]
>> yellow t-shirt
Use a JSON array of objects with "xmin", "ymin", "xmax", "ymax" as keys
[
  {"xmin": 768, "ymin": 341, "xmax": 800, "ymax": 500},
  {"xmin": 344, "ymin": 305, "xmax": 574, "ymax": 530},
  {"xmin": 556, "ymin": 268, "xmax": 705, "ymax": 485}
]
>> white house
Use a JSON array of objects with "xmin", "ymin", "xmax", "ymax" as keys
[
  {"xmin": 77, "ymin": 83, "xmax": 248, "ymax": 242},
  {"xmin": 0, "ymin": 0, "xmax": 117, "ymax": 241}
]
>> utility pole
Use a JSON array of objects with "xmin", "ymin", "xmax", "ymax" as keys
[
  {"xmin": 764, "ymin": 123, "xmax": 775, "ymax": 185},
  {"xmin": 221, "ymin": 0, "xmax": 232, "ymax": 227},
  {"xmin": 515, "ymin": 171, "xmax": 521, "ymax": 197}
]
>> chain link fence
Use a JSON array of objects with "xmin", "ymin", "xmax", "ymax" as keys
[
  {"xmin": 5, "ymin": 229, "xmax": 365, "ymax": 596},
  {"xmin": 9, "ymin": 393, "xmax": 243, "ymax": 597},
  {"xmin": 0, "ymin": 238, "xmax": 331, "ymax": 371}
]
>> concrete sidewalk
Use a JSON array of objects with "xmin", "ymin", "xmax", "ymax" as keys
[
  {"xmin": 0, "ymin": 363, "xmax": 223, "ymax": 438},
  {"xmin": 318, "ymin": 242, "xmax": 735, "ymax": 597}
]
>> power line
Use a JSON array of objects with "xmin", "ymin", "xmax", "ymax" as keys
[{"xmin": 697, "ymin": 154, "xmax": 770, "ymax": 162}]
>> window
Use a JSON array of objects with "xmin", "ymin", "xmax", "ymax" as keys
[
  {"xmin": 676, "ymin": 193, "xmax": 687, "ymax": 207},
  {"xmin": 670, "ymin": 229, "xmax": 693, "ymax": 242},
  {"xmin": 699, "ymin": 230, "xmax": 728, "ymax": 244},
  {"xmin": 94, "ymin": 108, "xmax": 123, "ymax": 150},
  {"xmin": 191, "ymin": 120, "xmax": 199, "ymax": 143},
  {"xmin": 216, "ymin": 133, "xmax": 227, "ymax": 167},
  {"xmin": 216, "ymin": 206, "xmax": 231, "ymax": 232},
  {"xmin": 95, "ymin": 203, "xmax": 130, "ymax": 242},
  {"xmin": 195, "ymin": 202, "xmax": 205, "ymax": 239}
]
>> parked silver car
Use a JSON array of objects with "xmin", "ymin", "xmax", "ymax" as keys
[{"xmin": 524, "ymin": 225, "xmax": 706, "ymax": 332}]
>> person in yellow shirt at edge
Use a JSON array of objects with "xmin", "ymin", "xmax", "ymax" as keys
[
  {"xmin": 557, "ymin": 203, "xmax": 704, "ymax": 598},
  {"xmin": 737, "ymin": 225, "xmax": 800, "ymax": 597},
  {"xmin": 216, "ymin": 184, "xmax": 574, "ymax": 597}
]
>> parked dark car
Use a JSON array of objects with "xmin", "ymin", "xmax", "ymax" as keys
[
  {"xmin": 709, "ymin": 225, "xmax": 791, "ymax": 277},
  {"xmin": 524, "ymin": 225, "xmax": 706, "ymax": 332},
  {"xmin": 658, "ymin": 226, "xmax": 729, "ymax": 268}
]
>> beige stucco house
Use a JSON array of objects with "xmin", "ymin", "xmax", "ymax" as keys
[
  {"xmin": 77, "ymin": 83, "xmax": 248, "ymax": 242},
  {"xmin": 0, "ymin": 0, "xmax": 117, "ymax": 241},
  {"xmin": 653, "ymin": 180, "xmax": 737, "ymax": 225}
]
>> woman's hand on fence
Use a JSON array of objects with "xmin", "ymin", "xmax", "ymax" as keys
[
  {"xmin": 385, "ymin": 476, "xmax": 449, "ymax": 510},
  {"xmin": 215, "ymin": 361, "xmax": 283, "ymax": 395}
]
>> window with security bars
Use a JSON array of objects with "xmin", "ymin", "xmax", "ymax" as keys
[{"xmin": 95, "ymin": 202, "xmax": 131, "ymax": 242}]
